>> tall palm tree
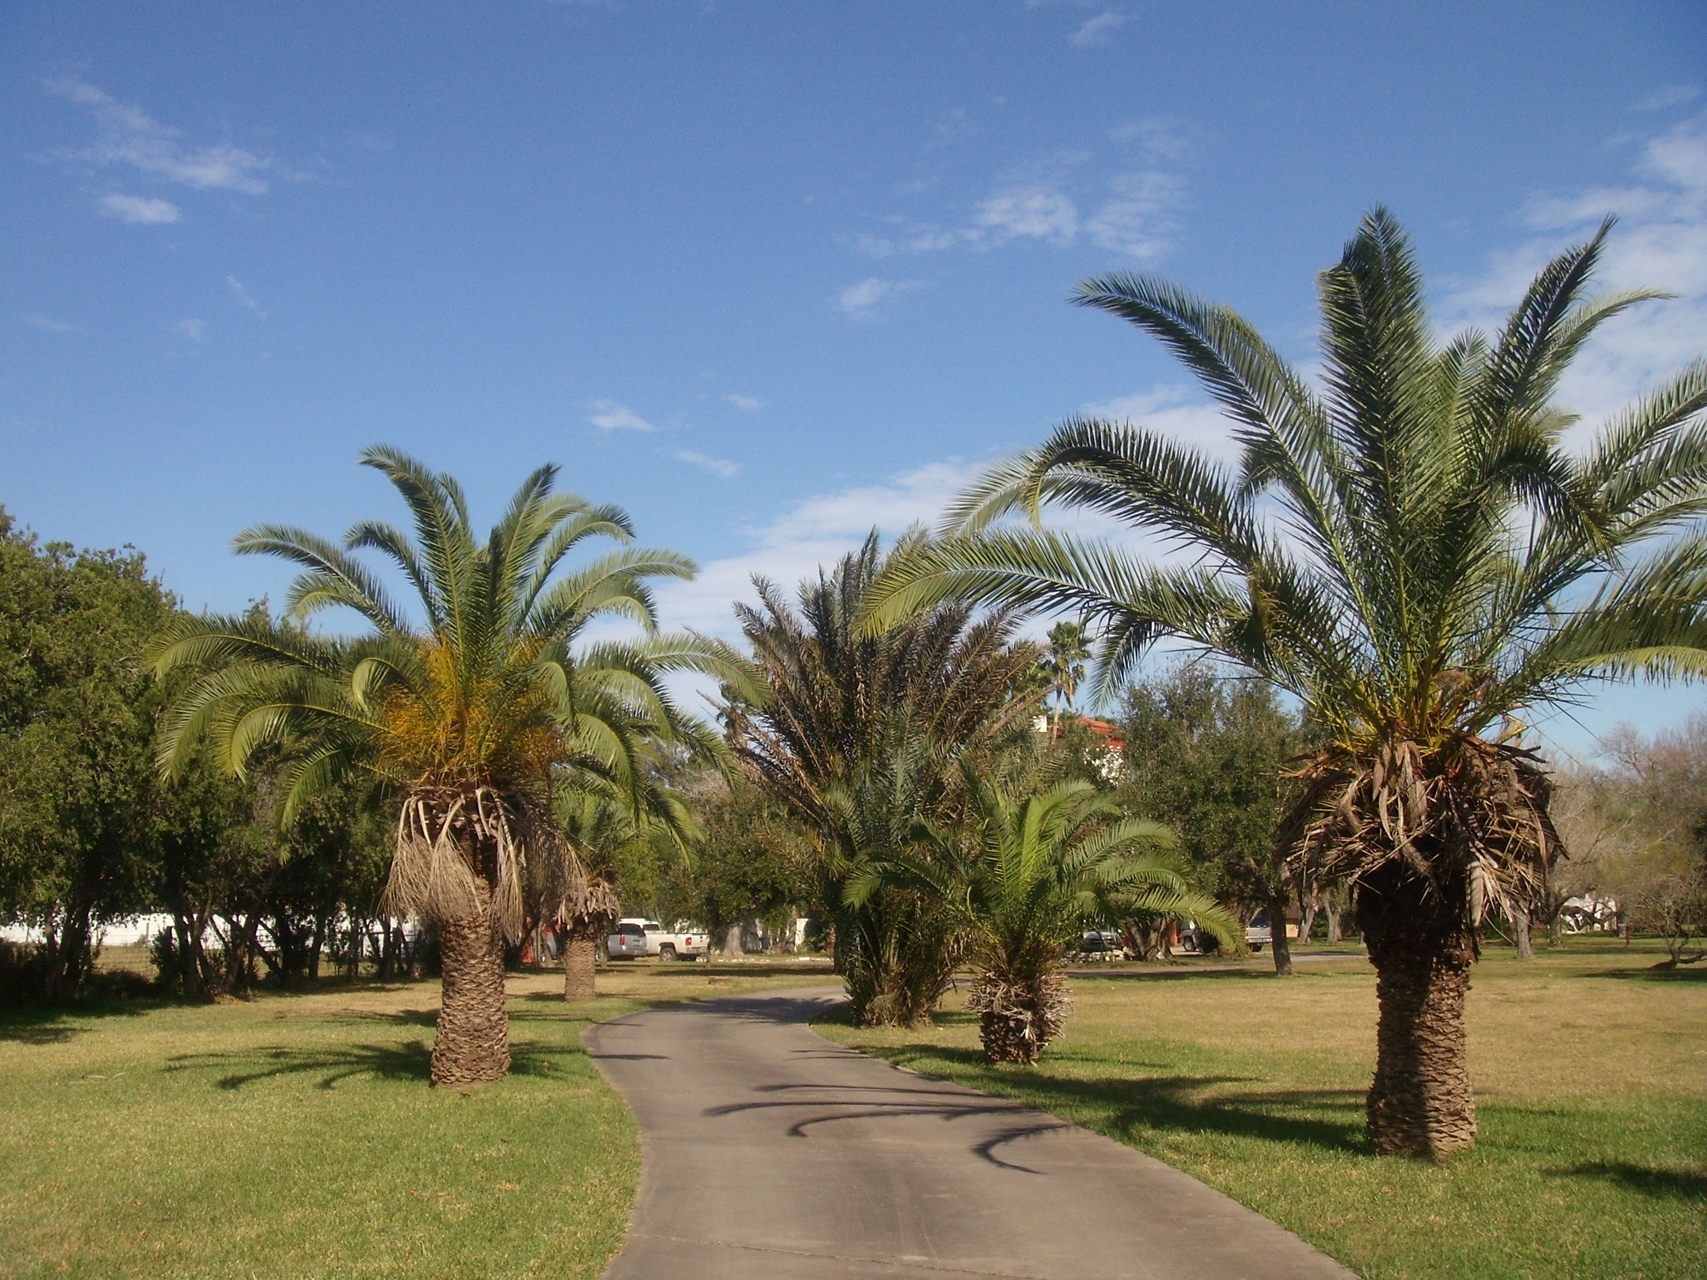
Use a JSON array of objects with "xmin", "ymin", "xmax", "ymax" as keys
[
  {"xmin": 855, "ymin": 764, "xmax": 1234, "ymax": 1063},
  {"xmin": 1042, "ymin": 619, "xmax": 1091, "ymax": 714},
  {"xmin": 860, "ymin": 211, "xmax": 1707, "ymax": 1155},
  {"xmin": 725, "ymin": 532, "xmax": 1042, "ymax": 1024},
  {"xmin": 151, "ymin": 447, "xmax": 742, "ymax": 1085}
]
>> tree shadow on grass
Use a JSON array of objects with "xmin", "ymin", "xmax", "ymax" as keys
[
  {"xmin": 858, "ymin": 1040, "xmax": 1368, "ymax": 1155},
  {"xmin": 166, "ymin": 1038, "xmax": 578, "ymax": 1090},
  {"xmin": 0, "ymin": 999, "xmax": 157, "ymax": 1044},
  {"xmin": 1575, "ymin": 965, "xmax": 1707, "ymax": 983},
  {"xmin": 1555, "ymin": 1161, "xmax": 1707, "ymax": 1200}
]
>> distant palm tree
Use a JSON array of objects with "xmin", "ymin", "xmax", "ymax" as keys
[
  {"xmin": 152, "ymin": 447, "xmax": 742, "ymax": 1085},
  {"xmin": 861, "ymin": 211, "xmax": 1707, "ymax": 1155},
  {"xmin": 1041, "ymin": 619, "xmax": 1091, "ymax": 714},
  {"xmin": 551, "ymin": 778, "xmax": 687, "ymax": 1003},
  {"xmin": 726, "ymin": 532, "xmax": 1042, "ymax": 1024},
  {"xmin": 854, "ymin": 764, "xmax": 1235, "ymax": 1063}
]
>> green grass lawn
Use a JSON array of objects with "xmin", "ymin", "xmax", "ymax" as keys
[
  {"xmin": 817, "ymin": 939, "xmax": 1707, "ymax": 1280},
  {"xmin": 0, "ymin": 961, "xmax": 817, "ymax": 1280}
]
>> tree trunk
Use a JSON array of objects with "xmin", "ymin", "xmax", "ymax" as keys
[
  {"xmin": 564, "ymin": 927, "xmax": 598, "ymax": 1003},
  {"xmin": 1269, "ymin": 891, "xmax": 1294, "ymax": 976},
  {"xmin": 1325, "ymin": 898, "xmax": 1343, "ymax": 944},
  {"xmin": 1297, "ymin": 894, "xmax": 1318, "ymax": 949},
  {"xmin": 42, "ymin": 903, "xmax": 94, "ymax": 1002},
  {"xmin": 1512, "ymin": 905, "xmax": 1534, "ymax": 959},
  {"xmin": 1357, "ymin": 866, "xmax": 1478, "ymax": 1158},
  {"xmin": 721, "ymin": 923, "xmax": 745, "ymax": 957},
  {"xmin": 431, "ymin": 880, "xmax": 510, "ymax": 1087}
]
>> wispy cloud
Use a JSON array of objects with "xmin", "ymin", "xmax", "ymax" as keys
[
  {"xmin": 227, "ymin": 276, "xmax": 265, "ymax": 317},
  {"xmin": 47, "ymin": 76, "xmax": 285, "ymax": 197},
  {"xmin": 725, "ymin": 393, "xmax": 764, "ymax": 411},
  {"xmin": 24, "ymin": 314, "xmax": 83, "ymax": 334},
  {"xmin": 1069, "ymin": 10, "xmax": 1128, "ymax": 47},
  {"xmin": 177, "ymin": 318, "xmax": 207, "ymax": 341},
  {"xmin": 1446, "ymin": 112, "xmax": 1707, "ymax": 433},
  {"xmin": 1638, "ymin": 85, "xmax": 1700, "ymax": 112},
  {"xmin": 670, "ymin": 448, "xmax": 740, "ymax": 478},
  {"xmin": 1082, "ymin": 385, "xmax": 1242, "ymax": 462},
  {"xmin": 858, "ymin": 147, "xmax": 1184, "ymax": 262},
  {"xmin": 100, "ymin": 192, "xmax": 179, "ymax": 224},
  {"xmin": 835, "ymin": 277, "xmax": 923, "ymax": 317},
  {"xmin": 587, "ymin": 399, "xmax": 657, "ymax": 432},
  {"xmin": 651, "ymin": 460, "xmax": 983, "ymax": 637}
]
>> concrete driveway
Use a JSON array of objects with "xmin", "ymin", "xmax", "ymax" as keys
[{"xmin": 585, "ymin": 987, "xmax": 1356, "ymax": 1279}]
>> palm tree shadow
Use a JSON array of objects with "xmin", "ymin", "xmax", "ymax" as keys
[
  {"xmin": 1555, "ymin": 1161, "xmax": 1707, "ymax": 1200},
  {"xmin": 168, "ymin": 1039, "xmax": 577, "ymax": 1090},
  {"xmin": 867, "ymin": 1042, "xmax": 1367, "ymax": 1154}
]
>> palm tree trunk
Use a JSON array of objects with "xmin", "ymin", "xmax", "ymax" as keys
[
  {"xmin": 1268, "ymin": 891, "xmax": 1294, "ymax": 976},
  {"xmin": 431, "ymin": 879, "xmax": 510, "ymax": 1087},
  {"xmin": 1357, "ymin": 868, "xmax": 1478, "ymax": 1158},
  {"xmin": 1512, "ymin": 905, "xmax": 1534, "ymax": 959},
  {"xmin": 971, "ymin": 970, "xmax": 1070, "ymax": 1064},
  {"xmin": 563, "ymin": 926, "xmax": 598, "ymax": 1003}
]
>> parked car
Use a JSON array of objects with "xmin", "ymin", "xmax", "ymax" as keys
[
  {"xmin": 1073, "ymin": 929, "xmax": 1123, "ymax": 958},
  {"xmin": 1244, "ymin": 916, "xmax": 1273, "ymax": 952},
  {"xmin": 604, "ymin": 918, "xmax": 709, "ymax": 962}
]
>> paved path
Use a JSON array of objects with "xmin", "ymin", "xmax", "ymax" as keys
[{"xmin": 585, "ymin": 988, "xmax": 1356, "ymax": 1279}]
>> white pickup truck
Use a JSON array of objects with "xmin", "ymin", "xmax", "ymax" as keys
[{"xmin": 605, "ymin": 918, "xmax": 709, "ymax": 962}]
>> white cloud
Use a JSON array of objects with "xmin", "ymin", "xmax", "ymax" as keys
[
  {"xmin": 1446, "ymin": 113, "xmax": 1707, "ymax": 434},
  {"xmin": 1070, "ymin": 10, "xmax": 1128, "ymax": 47},
  {"xmin": 227, "ymin": 276, "xmax": 265, "ymax": 317},
  {"xmin": 651, "ymin": 459, "xmax": 982, "ymax": 637},
  {"xmin": 1109, "ymin": 117, "xmax": 1189, "ymax": 162},
  {"xmin": 670, "ymin": 448, "xmax": 740, "ymax": 478},
  {"xmin": 1083, "ymin": 385, "xmax": 1243, "ymax": 462},
  {"xmin": 48, "ymin": 77, "xmax": 281, "ymax": 196},
  {"xmin": 836, "ymin": 277, "xmax": 923, "ymax": 317},
  {"xmin": 177, "ymin": 318, "xmax": 207, "ymax": 341},
  {"xmin": 587, "ymin": 399, "xmax": 657, "ymax": 432},
  {"xmin": 858, "ymin": 158, "xmax": 1185, "ymax": 262},
  {"xmin": 100, "ymin": 193, "xmax": 179, "ymax": 224},
  {"xmin": 975, "ymin": 184, "xmax": 1080, "ymax": 244},
  {"xmin": 24, "ymin": 314, "xmax": 82, "ymax": 333},
  {"xmin": 1083, "ymin": 171, "xmax": 1182, "ymax": 258},
  {"xmin": 1638, "ymin": 85, "xmax": 1700, "ymax": 112},
  {"xmin": 725, "ymin": 393, "xmax": 764, "ymax": 411}
]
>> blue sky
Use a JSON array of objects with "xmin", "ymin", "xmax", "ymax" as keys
[{"xmin": 2, "ymin": 1, "xmax": 1704, "ymax": 760}]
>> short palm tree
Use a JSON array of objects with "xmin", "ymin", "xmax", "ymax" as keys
[
  {"xmin": 854, "ymin": 764, "xmax": 1235, "ymax": 1063},
  {"xmin": 552, "ymin": 772, "xmax": 691, "ymax": 1002},
  {"xmin": 861, "ymin": 210, "xmax": 1707, "ymax": 1154},
  {"xmin": 152, "ymin": 447, "xmax": 742, "ymax": 1085}
]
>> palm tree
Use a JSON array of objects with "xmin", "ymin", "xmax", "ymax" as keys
[
  {"xmin": 1042, "ymin": 619, "xmax": 1091, "ymax": 714},
  {"xmin": 854, "ymin": 763, "xmax": 1236, "ymax": 1063},
  {"xmin": 725, "ymin": 532, "xmax": 1042, "ymax": 1024},
  {"xmin": 552, "ymin": 772, "xmax": 691, "ymax": 1002},
  {"xmin": 860, "ymin": 210, "xmax": 1707, "ymax": 1155},
  {"xmin": 151, "ymin": 447, "xmax": 742, "ymax": 1085}
]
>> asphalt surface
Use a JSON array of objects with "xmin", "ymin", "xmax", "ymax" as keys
[{"xmin": 585, "ymin": 987, "xmax": 1357, "ymax": 1279}]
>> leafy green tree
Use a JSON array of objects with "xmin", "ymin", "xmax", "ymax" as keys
[
  {"xmin": 861, "ymin": 211, "xmax": 1707, "ymax": 1156},
  {"xmin": 726, "ymin": 533, "xmax": 1041, "ymax": 1024},
  {"xmin": 1119, "ymin": 664, "xmax": 1304, "ymax": 966},
  {"xmin": 152, "ymin": 449, "xmax": 743, "ymax": 1085},
  {"xmin": 682, "ymin": 773, "xmax": 810, "ymax": 955},
  {"xmin": 0, "ymin": 510, "xmax": 174, "ymax": 999},
  {"xmin": 854, "ymin": 762, "xmax": 1235, "ymax": 1062}
]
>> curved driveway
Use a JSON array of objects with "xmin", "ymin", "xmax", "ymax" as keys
[{"xmin": 585, "ymin": 987, "xmax": 1356, "ymax": 1280}]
